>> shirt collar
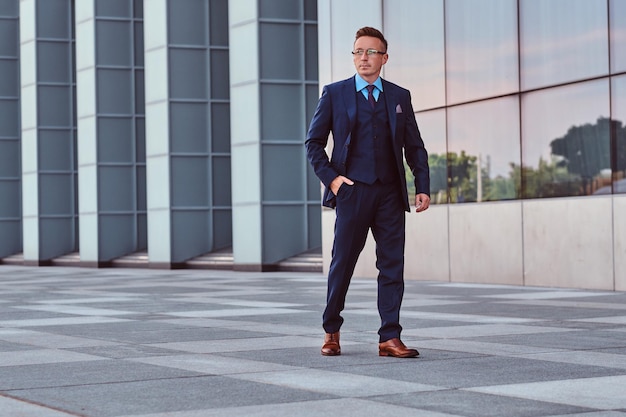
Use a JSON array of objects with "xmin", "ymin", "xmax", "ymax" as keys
[{"xmin": 355, "ymin": 74, "xmax": 383, "ymax": 92}]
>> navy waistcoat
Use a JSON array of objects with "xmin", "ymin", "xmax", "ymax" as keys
[{"xmin": 346, "ymin": 90, "xmax": 398, "ymax": 185}]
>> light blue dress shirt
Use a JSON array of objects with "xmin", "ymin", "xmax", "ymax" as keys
[{"xmin": 355, "ymin": 74, "xmax": 383, "ymax": 102}]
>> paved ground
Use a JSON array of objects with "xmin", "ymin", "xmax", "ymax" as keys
[{"xmin": 1, "ymin": 265, "xmax": 626, "ymax": 417}]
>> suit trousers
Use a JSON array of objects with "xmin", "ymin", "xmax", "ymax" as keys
[{"xmin": 323, "ymin": 180, "xmax": 406, "ymax": 342}]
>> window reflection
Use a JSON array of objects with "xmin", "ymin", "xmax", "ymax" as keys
[
  {"xmin": 447, "ymin": 97, "xmax": 521, "ymax": 203},
  {"xmin": 384, "ymin": 0, "xmax": 445, "ymax": 111},
  {"xmin": 610, "ymin": 0, "xmax": 626, "ymax": 73},
  {"xmin": 410, "ymin": 109, "xmax": 447, "ymax": 204},
  {"xmin": 520, "ymin": 0, "xmax": 608, "ymax": 91},
  {"xmin": 522, "ymin": 80, "xmax": 611, "ymax": 198},
  {"xmin": 445, "ymin": 0, "xmax": 518, "ymax": 105},
  {"xmin": 609, "ymin": 75, "xmax": 626, "ymax": 194}
]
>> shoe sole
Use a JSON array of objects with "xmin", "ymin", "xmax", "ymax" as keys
[
  {"xmin": 321, "ymin": 350, "xmax": 341, "ymax": 356},
  {"xmin": 379, "ymin": 350, "xmax": 419, "ymax": 358}
]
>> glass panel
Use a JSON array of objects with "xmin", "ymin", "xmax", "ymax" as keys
[
  {"xmin": 170, "ymin": 102, "xmax": 208, "ymax": 153},
  {"xmin": 260, "ymin": 0, "xmax": 300, "ymax": 19},
  {"xmin": 38, "ymin": 86, "xmax": 72, "ymax": 126},
  {"xmin": 213, "ymin": 209, "xmax": 232, "ymax": 249},
  {"xmin": 448, "ymin": 97, "xmax": 521, "ymax": 203},
  {"xmin": 0, "ymin": 1, "xmax": 18, "ymax": 15},
  {"xmin": 0, "ymin": 20, "xmax": 19, "ymax": 56},
  {"xmin": 610, "ymin": 0, "xmax": 626, "ymax": 73},
  {"xmin": 134, "ymin": 22, "xmax": 144, "ymax": 67},
  {"xmin": 37, "ymin": 41, "xmax": 71, "ymax": 83},
  {"xmin": 445, "ymin": 0, "xmax": 518, "ymax": 105},
  {"xmin": 97, "ymin": 117, "xmax": 134, "ymax": 163},
  {"xmin": 522, "ymin": 80, "xmax": 610, "ymax": 199},
  {"xmin": 0, "ymin": 180, "xmax": 19, "ymax": 217},
  {"xmin": 384, "ymin": 0, "xmax": 445, "ymax": 111},
  {"xmin": 210, "ymin": 49, "xmax": 229, "ymax": 99},
  {"xmin": 96, "ymin": 21, "xmax": 133, "ymax": 67},
  {"xmin": 39, "ymin": 173, "xmax": 73, "ymax": 215},
  {"xmin": 0, "ymin": 98, "xmax": 18, "ymax": 136},
  {"xmin": 96, "ymin": 0, "xmax": 131, "ymax": 18},
  {"xmin": 212, "ymin": 155, "xmax": 231, "ymax": 206},
  {"xmin": 612, "ymin": 76, "xmax": 626, "ymax": 194},
  {"xmin": 168, "ymin": 0, "xmax": 207, "ymax": 46},
  {"xmin": 135, "ymin": 70, "xmax": 145, "ymax": 114},
  {"xmin": 304, "ymin": 0, "xmax": 317, "ymax": 20},
  {"xmin": 415, "ymin": 109, "xmax": 447, "ymax": 204},
  {"xmin": 171, "ymin": 156, "xmax": 209, "ymax": 207},
  {"xmin": 305, "ymin": 24, "xmax": 318, "ymax": 81},
  {"xmin": 97, "ymin": 69, "xmax": 133, "ymax": 114},
  {"xmin": 134, "ymin": 0, "xmax": 143, "ymax": 18},
  {"xmin": 260, "ymin": 23, "xmax": 301, "ymax": 80},
  {"xmin": 262, "ymin": 144, "xmax": 303, "ymax": 201},
  {"xmin": 0, "ymin": 60, "xmax": 18, "ymax": 96},
  {"xmin": 211, "ymin": 103, "xmax": 230, "ymax": 153},
  {"xmin": 0, "ymin": 140, "xmax": 19, "ymax": 176},
  {"xmin": 38, "ymin": 130, "xmax": 73, "ymax": 171},
  {"xmin": 98, "ymin": 166, "xmax": 135, "ymax": 211},
  {"xmin": 37, "ymin": 0, "xmax": 70, "ymax": 39},
  {"xmin": 520, "ymin": 0, "xmax": 608, "ymax": 90},
  {"xmin": 209, "ymin": 0, "xmax": 229, "ymax": 47},
  {"xmin": 261, "ymin": 84, "xmax": 302, "ymax": 140},
  {"xmin": 169, "ymin": 48, "xmax": 207, "ymax": 99}
]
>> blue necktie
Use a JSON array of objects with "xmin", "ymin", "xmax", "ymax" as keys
[{"xmin": 366, "ymin": 85, "xmax": 375, "ymax": 109}]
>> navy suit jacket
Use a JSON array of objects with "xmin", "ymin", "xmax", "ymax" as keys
[{"xmin": 305, "ymin": 76, "xmax": 430, "ymax": 211}]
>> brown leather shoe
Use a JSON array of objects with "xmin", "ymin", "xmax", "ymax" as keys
[
  {"xmin": 321, "ymin": 332, "xmax": 341, "ymax": 356},
  {"xmin": 379, "ymin": 338, "xmax": 419, "ymax": 358}
]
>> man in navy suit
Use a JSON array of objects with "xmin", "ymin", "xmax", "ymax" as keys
[{"xmin": 306, "ymin": 27, "xmax": 430, "ymax": 358}]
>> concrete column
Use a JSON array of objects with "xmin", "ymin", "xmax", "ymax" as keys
[
  {"xmin": 0, "ymin": 0, "xmax": 21, "ymax": 259},
  {"xmin": 229, "ymin": 0, "xmax": 320, "ymax": 270},
  {"xmin": 20, "ymin": 0, "xmax": 77, "ymax": 265},
  {"xmin": 75, "ymin": 0, "xmax": 146, "ymax": 266},
  {"xmin": 145, "ymin": 0, "xmax": 231, "ymax": 267}
]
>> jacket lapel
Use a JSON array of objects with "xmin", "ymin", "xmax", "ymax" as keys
[
  {"xmin": 343, "ymin": 78, "xmax": 357, "ymax": 139},
  {"xmin": 382, "ymin": 80, "xmax": 398, "ymax": 142}
]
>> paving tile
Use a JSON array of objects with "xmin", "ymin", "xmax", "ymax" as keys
[
  {"xmin": 114, "ymin": 398, "xmax": 457, "ymax": 417},
  {"xmin": 512, "ymin": 350, "xmax": 626, "ymax": 370},
  {"xmin": 1, "ymin": 266, "xmax": 626, "ymax": 417},
  {"xmin": 467, "ymin": 375, "xmax": 626, "ymax": 409},
  {"xmin": 0, "ymin": 349, "xmax": 107, "ymax": 367},
  {"xmin": 8, "ymin": 376, "xmax": 333, "ymax": 417},
  {"xmin": 369, "ymin": 389, "xmax": 594, "ymax": 417},
  {"xmin": 403, "ymin": 324, "xmax": 577, "ymax": 339},
  {"xmin": 0, "ymin": 394, "xmax": 77, "ymax": 416},
  {"xmin": 229, "ymin": 368, "xmax": 442, "ymax": 397},
  {"xmin": 0, "ymin": 360, "xmax": 202, "ymax": 390}
]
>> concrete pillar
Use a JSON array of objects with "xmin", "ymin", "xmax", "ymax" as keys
[
  {"xmin": 75, "ymin": 0, "xmax": 146, "ymax": 266},
  {"xmin": 0, "ymin": 0, "xmax": 21, "ymax": 258},
  {"xmin": 20, "ymin": 0, "xmax": 77, "ymax": 264},
  {"xmin": 229, "ymin": 0, "xmax": 320, "ymax": 270},
  {"xmin": 144, "ymin": 0, "xmax": 231, "ymax": 267}
]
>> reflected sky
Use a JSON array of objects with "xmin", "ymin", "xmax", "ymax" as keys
[
  {"xmin": 445, "ymin": 0, "xmax": 518, "ymax": 104},
  {"xmin": 522, "ymin": 79, "xmax": 610, "ymax": 169},
  {"xmin": 448, "ymin": 97, "xmax": 520, "ymax": 178},
  {"xmin": 383, "ymin": 0, "xmax": 445, "ymax": 111},
  {"xmin": 520, "ymin": 0, "xmax": 608, "ymax": 90},
  {"xmin": 610, "ymin": 0, "xmax": 626, "ymax": 73}
]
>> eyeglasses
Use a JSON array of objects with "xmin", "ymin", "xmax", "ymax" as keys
[{"xmin": 352, "ymin": 49, "xmax": 386, "ymax": 56}]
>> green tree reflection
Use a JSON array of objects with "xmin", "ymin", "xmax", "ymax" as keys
[{"xmin": 406, "ymin": 117, "xmax": 625, "ymax": 204}]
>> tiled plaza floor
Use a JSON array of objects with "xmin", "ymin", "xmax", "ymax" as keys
[{"xmin": 1, "ymin": 265, "xmax": 626, "ymax": 416}]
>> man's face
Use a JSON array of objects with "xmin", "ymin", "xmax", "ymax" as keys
[{"xmin": 353, "ymin": 36, "xmax": 388, "ymax": 81}]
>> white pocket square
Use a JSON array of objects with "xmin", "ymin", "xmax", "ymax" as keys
[{"xmin": 395, "ymin": 104, "xmax": 402, "ymax": 113}]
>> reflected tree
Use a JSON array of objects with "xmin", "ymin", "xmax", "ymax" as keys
[{"xmin": 404, "ymin": 118, "xmax": 625, "ymax": 203}]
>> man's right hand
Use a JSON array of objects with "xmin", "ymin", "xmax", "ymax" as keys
[{"xmin": 330, "ymin": 175, "xmax": 354, "ymax": 195}]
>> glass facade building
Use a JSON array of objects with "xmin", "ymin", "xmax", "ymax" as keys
[
  {"xmin": 319, "ymin": 0, "xmax": 625, "ymax": 290},
  {"xmin": 0, "ymin": 0, "xmax": 624, "ymax": 290}
]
